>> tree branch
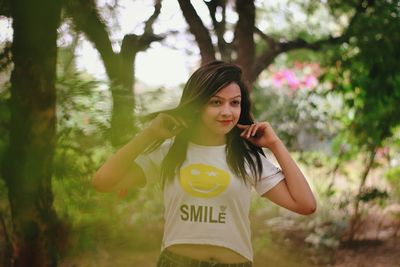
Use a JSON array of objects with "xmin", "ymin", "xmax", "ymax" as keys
[
  {"xmin": 119, "ymin": 0, "xmax": 164, "ymax": 77},
  {"xmin": 279, "ymin": 35, "xmax": 345, "ymax": 52},
  {"xmin": 252, "ymin": 0, "xmax": 370, "ymax": 83},
  {"xmin": 65, "ymin": 0, "xmax": 164, "ymax": 79},
  {"xmin": 254, "ymin": 27, "xmax": 279, "ymax": 50},
  {"xmin": 143, "ymin": 0, "xmax": 162, "ymax": 35},
  {"xmin": 280, "ymin": 0, "xmax": 369, "ymax": 52},
  {"xmin": 251, "ymin": 47, "xmax": 280, "ymax": 84},
  {"xmin": 204, "ymin": 0, "xmax": 230, "ymax": 61},
  {"xmin": 122, "ymin": 0, "xmax": 164, "ymax": 56},
  {"xmin": 178, "ymin": 0, "xmax": 215, "ymax": 64},
  {"xmin": 64, "ymin": 0, "xmax": 118, "ymax": 78}
]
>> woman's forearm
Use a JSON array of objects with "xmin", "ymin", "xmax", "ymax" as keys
[
  {"xmin": 269, "ymin": 140, "xmax": 316, "ymax": 210},
  {"xmin": 92, "ymin": 129, "xmax": 156, "ymax": 191}
]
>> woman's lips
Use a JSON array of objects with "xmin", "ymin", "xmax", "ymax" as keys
[{"xmin": 218, "ymin": 120, "xmax": 233, "ymax": 126}]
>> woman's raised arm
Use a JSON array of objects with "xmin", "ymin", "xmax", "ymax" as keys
[
  {"xmin": 92, "ymin": 130, "xmax": 156, "ymax": 192},
  {"xmin": 92, "ymin": 113, "xmax": 187, "ymax": 192},
  {"xmin": 237, "ymin": 122, "xmax": 317, "ymax": 215}
]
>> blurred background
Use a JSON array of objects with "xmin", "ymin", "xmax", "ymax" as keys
[{"xmin": 0, "ymin": 0, "xmax": 399, "ymax": 266}]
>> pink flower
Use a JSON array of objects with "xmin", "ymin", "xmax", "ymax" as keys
[
  {"xmin": 273, "ymin": 77, "xmax": 283, "ymax": 87},
  {"xmin": 283, "ymin": 70, "xmax": 300, "ymax": 91},
  {"xmin": 270, "ymin": 62, "xmax": 320, "ymax": 91},
  {"xmin": 272, "ymin": 71, "xmax": 285, "ymax": 87},
  {"xmin": 302, "ymin": 75, "xmax": 318, "ymax": 89}
]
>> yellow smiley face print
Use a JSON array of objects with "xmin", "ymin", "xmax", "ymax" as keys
[{"xmin": 179, "ymin": 164, "xmax": 231, "ymax": 198}]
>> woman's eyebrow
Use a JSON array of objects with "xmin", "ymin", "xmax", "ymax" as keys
[{"xmin": 211, "ymin": 95, "xmax": 242, "ymax": 99}]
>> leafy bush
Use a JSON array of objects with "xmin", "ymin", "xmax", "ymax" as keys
[{"xmin": 385, "ymin": 167, "xmax": 400, "ymax": 202}]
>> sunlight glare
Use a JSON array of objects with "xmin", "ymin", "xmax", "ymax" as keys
[{"xmin": 136, "ymin": 46, "xmax": 189, "ymax": 87}]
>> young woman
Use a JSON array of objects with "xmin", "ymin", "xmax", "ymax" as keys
[{"xmin": 92, "ymin": 61, "xmax": 316, "ymax": 267}]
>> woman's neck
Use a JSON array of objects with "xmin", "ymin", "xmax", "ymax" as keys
[{"xmin": 190, "ymin": 129, "xmax": 226, "ymax": 146}]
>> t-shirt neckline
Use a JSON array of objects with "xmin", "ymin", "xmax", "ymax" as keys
[{"xmin": 188, "ymin": 141, "xmax": 226, "ymax": 150}]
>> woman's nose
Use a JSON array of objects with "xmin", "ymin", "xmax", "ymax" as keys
[{"xmin": 220, "ymin": 104, "xmax": 232, "ymax": 116}]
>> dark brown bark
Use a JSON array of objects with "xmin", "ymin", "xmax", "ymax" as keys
[
  {"xmin": 2, "ymin": 0, "xmax": 62, "ymax": 266},
  {"xmin": 64, "ymin": 0, "xmax": 118, "ymax": 78},
  {"xmin": 65, "ymin": 0, "xmax": 163, "ymax": 147},
  {"xmin": 205, "ymin": 0, "xmax": 230, "ymax": 62},
  {"xmin": 178, "ymin": 0, "xmax": 216, "ymax": 65},
  {"xmin": 233, "ymin": 0, "xmax": 255, "ymax": 85}
]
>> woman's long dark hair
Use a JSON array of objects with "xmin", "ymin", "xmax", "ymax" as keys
[{"xmin": 147, "ymin": 61, "xmax": 264, "ymax": 187}]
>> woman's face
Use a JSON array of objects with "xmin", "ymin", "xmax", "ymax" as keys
[{"xmin": 198, "ymin": 82, "xmax": 242, "ymax": 138}]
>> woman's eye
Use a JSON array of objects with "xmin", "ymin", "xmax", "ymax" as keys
[
  {"xmin": 210, "ymin": 100, "xmax": 221, "ymax": 105},
  {"xmin": 232, "ymin": 100, "xmax": 241, "ymax": 106}
]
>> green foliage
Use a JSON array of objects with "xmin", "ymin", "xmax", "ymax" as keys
[
  {"xmin": 305, "ymin": 219, "xmax": 346, "ymax": 249},
  {"xmin": 296, "ymin": 150, "xmax": 335, "ymax": 169},
  {"xmin": 0, "ymin": 175, "xmax": 11, "ymax": 241},
  {"xmin": 0, "ymin": 81, "xmax": 10, "ymax": 241},
  {"xmin": 52, "ymin": 176, "xmax": 164, "ymax": 255},
  {"xmin": 52, "ymin": 52, "xmax": 124, "ymax": 254},
  {"xmin": 357, "ymin": 187, "xmax": 389, "ymax": 204},
  {"xmin": 385, "ymin": 166, "xmax": 400, "ymax": 202},
  {"xmin": 252, "ymin": 232, "xmax": 272, "ymax": 255},
  {"xmin": 135, "ymin": 85, "xmax": 182, "ymax": 119},
  {"xmin": 256, "ymin": 0, "xmax": 335, "ymax": 42},
  {"xmin": 52, "ymin": 63, "xmax": 170, "ymax": 255},
  {"xmin": 0, "ymin": 82, "xmax": 10, "ymax": 166},
  {"xmin": 54, "ymin": 69, "xmax": 111, "ymax": 180},
  {"xmin": 323, "ymin": 0, "xmax": 400, "ymax": 148},
  {"xmin": 303, "ymin": 191, "xmax": 349, "ymax": 255},
  {"xmin": 252, "ymin": 81, "xmax": 340, "ymax": 151}
]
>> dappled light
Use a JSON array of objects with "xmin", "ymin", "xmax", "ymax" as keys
[{"xmin": 0, "ymin": 1, "xmax": 399, "ymax": 267}]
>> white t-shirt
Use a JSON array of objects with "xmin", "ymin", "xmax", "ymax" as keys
[{"xmin": 135, "ymin": 141, "xmax": 285, "ymax": 261}]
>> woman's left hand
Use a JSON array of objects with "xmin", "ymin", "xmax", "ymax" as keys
[{"xmin": 237, "ymin": 122, "xmax": 281, "ymax": 149}]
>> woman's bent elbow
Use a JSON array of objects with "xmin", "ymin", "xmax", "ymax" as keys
[
  {"xmin": 92, "ymin": 174, "xmax": 112, "ymax": 192},
  {"xmin": 300, "ymin": 202, "xmax": 317, "ymax": 215}
]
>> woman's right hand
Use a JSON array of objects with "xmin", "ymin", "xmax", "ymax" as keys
[{"xmin": 144, "ymin": 113, "xmax": 187, "ymax": 140}]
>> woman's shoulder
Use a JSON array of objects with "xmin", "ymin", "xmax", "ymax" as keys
[
  {"xmin": 145, "ymin": 138, "xmax": 174, "ymax": 156},
  {"xmin": 136, "ymin": 138, "xmax": 174, "ymax": 168},
  {"xmin": 160, "ymin": 138, "xmax": 174, "ymax": 155}
]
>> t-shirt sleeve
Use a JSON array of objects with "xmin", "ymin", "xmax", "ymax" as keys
[
  {"xmin": 134, "ymin": 140, "xmax": 171, "ymax": 185},
  {"xmin": 252, "ymin": 153, "xmax": 285, "ymax": 196}
]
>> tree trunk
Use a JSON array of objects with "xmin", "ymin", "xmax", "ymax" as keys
[
  {"xmin": 0, "ymin": 213, "xmax": 12, "ymax": 267},
  {"xmin": 348, "ymin": 146, "xmax": 377, "ymax": 241},
  {"xmin": 234, "ymin": 0, "xmax": 255, "ymax": 85},
  {"xmin": 2, "ymin": 0, "xmax": 62, "ymax": 266},
  {"xmin": 177, "ymin": 0, "xmax": 216, "ymax": 65},
  {"xmin": 65, "ymin": 0, "xmax": 163, "ymax": 148},
  {"xmin": 109, "ymin": 35, "xmax": 138, "ymax": 147},
  {"xmin": 327, "ymin": 145, "xmax": 346, "ymax": 193},
  {"xmin": 108, "ymin": 72, "xmax": 136, "ymax": 148}
]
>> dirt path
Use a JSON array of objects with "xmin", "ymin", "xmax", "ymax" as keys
[
  {"xmin": 328, "ymin": 239, "xmax": 400, "ymax": 267},
  {"xmin": 60, "ymin": 238, "xmax": 399, "ymax": 267}
]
